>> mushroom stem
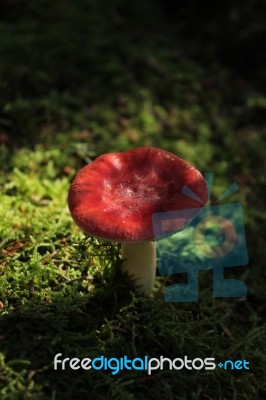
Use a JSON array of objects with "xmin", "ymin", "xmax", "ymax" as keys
[{"xmin": 121, "ymin": 241, "xmax": 156, "ymax": 296}]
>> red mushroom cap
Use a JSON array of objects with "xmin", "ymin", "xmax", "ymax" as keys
[{"xmin": 68, "ymin": 146, "xmax": 208, "ymax": 241}]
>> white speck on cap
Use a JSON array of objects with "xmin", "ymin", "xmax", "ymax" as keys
[{"xmin": 112, "ymin": 155, "xmax": 122, "ymax": 170}]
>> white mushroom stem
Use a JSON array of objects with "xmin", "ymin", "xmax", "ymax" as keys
[{"xmin": 121, "ymin": 241, "xmax": 156, "ymax": 296}]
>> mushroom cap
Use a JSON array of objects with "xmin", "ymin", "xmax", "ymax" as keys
[{"xmin": 68, "ymin": 146, "xmax": 208, "ymax": 241}]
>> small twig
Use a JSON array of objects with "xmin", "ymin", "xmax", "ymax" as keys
[
  {"xmin": 41, "ymin": 250, "xmax": 59, "ymax": 265},
  {"xmin": 27, "ymin": 370, "xmax": 36, "ymax": 383},
  {"xmin": 220, "ymin": 324, "xmax": 235, "ymax": 342},
  {"xmin": 111, "ymin": 326, "xmax": 130, "ymax": 334},
  {"xmin": 116, "ymin": 314, "xmax": 132, "ymax": 331},
  {"xmin": 0, "ymin": 238, "xmax": 9, "ymax": 248},
  {"xmin": 53, "ymin": 259, "xmax": 79, "ymax": 264},
  {"xmin": 29, "ymin": 280, "xmax": 34, "ymax": 298}
]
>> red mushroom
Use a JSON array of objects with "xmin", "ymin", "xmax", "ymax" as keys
[{"xmin": 68, "ymin": 146, "xmax": 208, "ymax": 296}]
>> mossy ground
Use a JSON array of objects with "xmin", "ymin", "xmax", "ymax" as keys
[{"xmin": 0, "ymin": 1, "xmax": 266, "ymax": 399}]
